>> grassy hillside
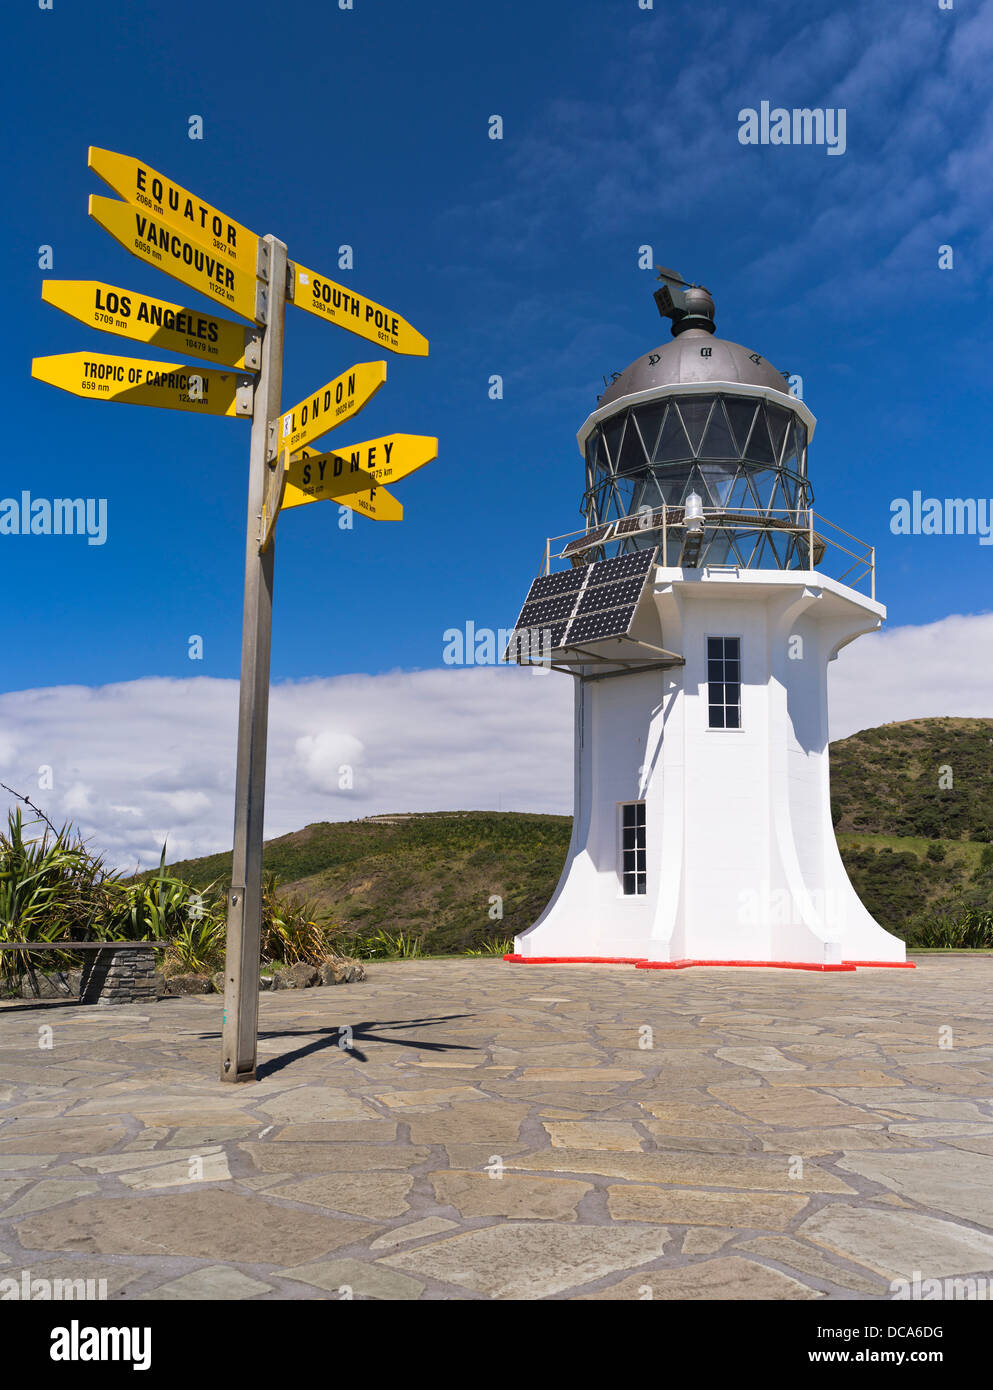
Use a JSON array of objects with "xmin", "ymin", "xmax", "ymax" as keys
[
  {"xmin": 166, "ymin": 718, "xmax": 993, "ymax": 949},
  {"xmin": 830, "ymin": 716, "xmax": 993, "ymax": 841},
  {"xmin": 166, "ymin": 812, "xmax": 572, "ymax": 956},
  {"xmin": 830, "ymin": 718, "xmax": 993, "ymax": 931}
]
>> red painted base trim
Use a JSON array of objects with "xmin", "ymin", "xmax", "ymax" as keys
[
  {"xmin": 503, "ymin": 954, "xmax": 915, "ymax": 971},
  {"xmin": 637, "ymin": 958, "xmax": 855, "ymax": 972},
  {"xmin": 845, "ymin": 960, "xmax": 917, "ymax": 969}
]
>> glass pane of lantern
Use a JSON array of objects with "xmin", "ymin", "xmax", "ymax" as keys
[
  {"xmin": 656, "ymin": 467, "xmax": 692, "ymax": 504},
  {"xmin": 601, "ymin": 415, "xmax": 626, "ymax": 471},
  {"xmin": 697, "ymin": 463, "xmax": 735, "ymax": 506},
  {"xmin": 586, "ymin": 428, "xmax": 602, "ymax": 473},
  {"xmin": 618, "ymin": 415, "xmax": 649, "ymax": 474},
  {"xmin": 699, "ymin": 401, "xmax": 737, "ymax": 459},
  {"xmin": 724, "ymin": 397, "xmax": 757, "ymax": 453},
  {"xmin": 743, "ymin": 406, "xmax": 775, "ymax": 464},
  {"xmin": 766, "ymin": 403, "xmax": 791, "ymax": 464},
  {"xmin": 676, "ymin": 397, "xmax": 713, "ymax": 454},
  {"xmin": 654, "ymin": 406, "xmax": 691, "ymax": 462},
  {"xmin": 632, "ymin": 403, "xmax": 668, "ymax": 459}
]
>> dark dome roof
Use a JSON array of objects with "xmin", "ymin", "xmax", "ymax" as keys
[{"xmin": 597, "ymin": 327, "xmax": 791, "ymax": 411}]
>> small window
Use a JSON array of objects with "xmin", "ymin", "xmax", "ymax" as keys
[
  {"xmin": 620, "ymin": 802, "xmax": 646, "ymax": 895},
  {"xmin": 707, "ymin": 636, "xmax": 741, "ymax": 729}
]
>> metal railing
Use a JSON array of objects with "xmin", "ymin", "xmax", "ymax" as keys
[{"xmin": 542, "ymin": 506, "xmax": 876, "ymax": 600}]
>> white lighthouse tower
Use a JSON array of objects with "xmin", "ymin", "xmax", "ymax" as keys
[{"xmin": 506, "ymin": 272, "xmax": 906, "ymax": 970}]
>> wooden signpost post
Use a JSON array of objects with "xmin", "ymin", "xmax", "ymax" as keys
[{"xmin": 31, "ymin": 148, "xmax": 435, "ymax": 1082}]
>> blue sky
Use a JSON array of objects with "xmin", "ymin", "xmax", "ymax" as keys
[
  {"xmin": 2, "ymin": 0, "xmax": 990, "ymax": 692},
  {"xmin": 1, "ymin": 0, "xmax": 991, "ymax": 861}
]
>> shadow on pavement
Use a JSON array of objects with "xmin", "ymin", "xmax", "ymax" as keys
[{"xmin": 197, "ymin": 1013, "xmax": 478, "ymax": 1075}]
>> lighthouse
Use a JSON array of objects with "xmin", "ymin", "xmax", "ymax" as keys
[{"xmin": 505, "ymin": 272, "xmax": 906, "ymax": 969}]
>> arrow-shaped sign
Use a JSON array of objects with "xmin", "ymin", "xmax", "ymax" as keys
[
  {"xmin": 291, "ymin": 262, "xmax": 427, "ymax": 357},
  {"xmin": 281, "ymin": 472, "xmax": 403, "ymax": 521},
  {"xmin": 260, "ymin": 447, "xmax": 385, "ymax": 548},
  {"xmin": 286, "ymin": 434, "xmax": 437, "ymax": 495},
  {"xmin": 275, "ymin": 361, "xmax": 386, "ymax": 457},
  {"xmin": 42, "ymin": 279, "xmax": 260, "ymax": 372},
  {"xmin": 89, "ymin": 194, "xmax": 265, "ymax": 325},
  {"xmin": 88, "ymin": 146, "xmax": 261, "ymax": 277},
  {"xmin": 31, "ymin": 352, "xmax": 253, "ymax": 417}
]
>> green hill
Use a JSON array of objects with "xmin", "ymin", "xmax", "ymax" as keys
[
  {"xmin": 166, "ymin": 718, "xmax": 993, "ymax": 949},
  {"xmin": 165, "ymin": 811, "xmax": 571, "ymax": 955},
  {"xmin": 830, "ymin": 717, "xmax": 993, "ymax": 933},
  {"xmin": 830, "ymin": 716, "xmax": 993, "ymax": 841}
]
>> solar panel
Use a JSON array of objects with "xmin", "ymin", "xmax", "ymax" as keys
[
  {"xmin": 505, "ymin": 545, "xmax": 658, "ymax": 663},
  {"xmin": 561, "ymin": 522, "xmax": 614, "ymax": 557},
  {"xmin": 528, "ymin": 569, "xmax": 587, "ymax": 600},
  {"xmin": 567, "ymin": 606, "xmax": 639, "ymax": 644},
  {"xmin": 575, "ymin": 576, "xmax": 646, "ymax": 614},
  {"xmin": 583, "ymin": 547, "xmax": 657, "ymax": 586},
  {"xmin": 503, "ymin": 622, "xmax": 568, "ymax": 663},
  {"xmin": 518, "ymin": 594, "xmax": 578, "ymax": 625},
  {"xmin": 614, "ymin": 509, "xmax": 664, "ymax": 537}
]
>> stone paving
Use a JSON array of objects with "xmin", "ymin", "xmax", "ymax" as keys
[{"xmin": 1, "ymin": 957, "xmax": 993, "ymax": 1300}]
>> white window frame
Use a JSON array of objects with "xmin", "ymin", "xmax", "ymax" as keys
[
  {"xmin": 705, "ymin": 633, "xmax": 743, "ymax": 731},
  {"xmin": 617, "ymin": 800, "xmax": 647, "ymax": 897}
]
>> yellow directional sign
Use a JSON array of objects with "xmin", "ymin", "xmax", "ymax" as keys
[
  {"xmin": 89, "ymin": 194, "xmax": 263, "ymax": 324},
  {"xmin": 291, "ymin": 262, "xmax": 428, "ymax": 357},
  {"xmin": 275, "ymin": 361, "xmax": 386, "ymax": 455},
  {"xmin": 336, "ymin": 485, "xmax": 403, "ymax": 522},
  {"xmin": 88, "ymin": 146, "xmax": 260, "ymax": 276},
  {"xmin": 282, "ymin": 473, "xmax": 403, "ymax": 521},
  {"xmin": 42, "ymin": 280, "xmax": 260, "ymax": 372},
  {"xmin": 287, "ymin": 434, "xmax": 437, "ymax": 493},
  {"xmin": 31, "ymin": 352, "xmax": 253, "ymax": 417}
]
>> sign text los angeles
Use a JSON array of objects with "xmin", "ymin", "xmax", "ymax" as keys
[{"xmin": 42, "ymin": 280, "xmax": 260, "ymax": 371}]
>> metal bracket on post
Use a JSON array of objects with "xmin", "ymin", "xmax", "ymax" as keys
[
  {"xmin": 285, "ymin": 259, "xmax": 296, "ymax": 302},
  {"xmin": 266, "ymin": 420, "xmax": 277, "ymax": 464},
  {"xmin": 254, "ymin": 281, "xmax": 269, "ymax": 328},
  {"xmin": 235, "ymin": 377, "xmax": 255, "ymax": 417},
  {"xmin": 243, "ymin": 329, "xmax": 263, "ymax": 373}
]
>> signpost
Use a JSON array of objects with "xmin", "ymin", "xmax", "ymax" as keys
[
  {"xmin": 42, "ymin": 280, "xmax": 261, "ymax": 371},
  {"xmin": 222, "ymin": 233, "xmax": 287, "ymax": 1084},
  {"xmin": 30, "ymin": 147, "xmax": 434, "ymax": 1083}
]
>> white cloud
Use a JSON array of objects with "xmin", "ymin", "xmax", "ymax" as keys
[
  {"xmin": 0, "ymin": 611, "xmax": 989, "ymax": 870},
  {"xmin": 294, "ymin": 730, "xmax": 366, "ymax": 794},
  {"xmin": 827, "ymin": 610, "xmax": 993, "ymax": 739},
  {"xmin": 0, "ymin": 667, "xmax": 571, "ymax": 870}
]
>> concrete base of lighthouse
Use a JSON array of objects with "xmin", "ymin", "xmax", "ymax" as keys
[{"xmin": 513, "ymin": 566, "xmax": 906, "ymax": 967}]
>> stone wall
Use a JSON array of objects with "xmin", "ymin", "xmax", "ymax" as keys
[{"xmin": 79, "ymin": 947, "xmax": 158, "ymax": 1006}]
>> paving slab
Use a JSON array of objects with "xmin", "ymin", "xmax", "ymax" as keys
[
  {"xmin": 381, "ymin": 1222, "xmax": 669, "ymax": 1299},
  {"xmin": 578, "ymin": 1256, "xmax": 821, "ymax": 1300}
]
